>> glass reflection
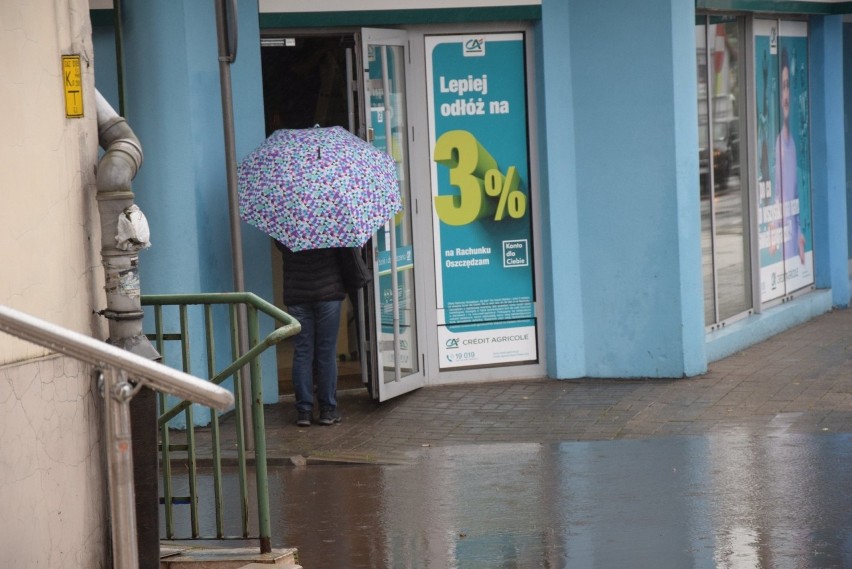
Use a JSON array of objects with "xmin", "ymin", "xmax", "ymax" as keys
[
  {"xmin": 697, "ymin": 23, "xmax": 716, "ymax": 324},
  {"xmin": 697, "ymin": 17, "xmax": 752, "ymax": 326},
  {"xmin": 367, "ymin": 43, "xmax": 419, "ymax": 382}
]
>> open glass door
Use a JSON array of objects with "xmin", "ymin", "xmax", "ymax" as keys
[{"xmin": 360, "ymin": 28, "xmax": 426, "ymax": 401}]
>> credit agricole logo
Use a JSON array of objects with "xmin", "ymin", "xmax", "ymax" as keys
[{"xmin": 464, "ymin": 37, "xmax": 485, "ymax": 57}]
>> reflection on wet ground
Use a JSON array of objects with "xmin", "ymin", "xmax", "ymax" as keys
[{"xmin": 174, "ymin": 431, "xmax": 852, "ymax": 568}]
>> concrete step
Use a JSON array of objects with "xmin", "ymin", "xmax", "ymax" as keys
[{"xmin": 159, "ymin": 545, "xmax": 301, "ymax": 569}]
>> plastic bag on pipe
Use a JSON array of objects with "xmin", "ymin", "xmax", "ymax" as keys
[{"xmin": 116, "ymin": 204, "xmax": 151, "ymax": 251}]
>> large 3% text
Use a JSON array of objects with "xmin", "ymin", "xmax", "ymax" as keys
[{"xmin": 433, "ymin": 130, "xmax": 527, "ymax": 226}]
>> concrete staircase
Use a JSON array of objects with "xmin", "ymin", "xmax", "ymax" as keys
[{"xmin": 160, "ymin": 545, "xmax": 302, "ymax": 569}]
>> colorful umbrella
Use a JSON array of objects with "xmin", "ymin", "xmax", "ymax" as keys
[{"xmin": 238, "ymin": 126, "xmax": 402, "ymax": 251}]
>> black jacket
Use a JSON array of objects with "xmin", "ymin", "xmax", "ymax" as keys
[{"xmin": 276, "ymin": 242, "xmax": 346, "ymax": 306}]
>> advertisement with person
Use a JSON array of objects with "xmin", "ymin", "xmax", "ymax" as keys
[
  {"xmin": 754, "ymin": 19, "xmax": 814, "ymax": 303},
  {"xmin": 425, "ymin": 33, "xmax": 537, "ymax": 369}
]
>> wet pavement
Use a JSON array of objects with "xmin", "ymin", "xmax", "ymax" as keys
[
  {"xmin": 260, "ymin": 434, "xmax": 852, "ymax": 568},
  {"xmin": 262, "ymin": 308, "xmax": 851, "ymax": 463},
  {"xmin": 204, "ymin": 308, "xmax": 852, "ymax": 567}
]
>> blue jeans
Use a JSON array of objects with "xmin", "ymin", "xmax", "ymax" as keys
[{"xmin": 287, "ymin": 300, "xmax": 342, "ymax": 413}]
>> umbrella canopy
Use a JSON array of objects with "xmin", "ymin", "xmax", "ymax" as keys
[{"xmin": 237, "ymin": 126, "xmax": 402, "ymax": 251}]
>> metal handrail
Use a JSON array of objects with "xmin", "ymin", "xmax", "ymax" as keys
[
  {"xmin": 146, "ymin": 292, "xmax": 299, "ymax": 424},
  {"xmin": 0, "ymin": 305, "xmax": 234, "ymax": 408},
  {"xmin": 142, "ymin": 292, "xmax": 299, "ymax": 555},
  {"xmin": 0, "ymin": 305, "xmax": 234, "ymax": 569}
]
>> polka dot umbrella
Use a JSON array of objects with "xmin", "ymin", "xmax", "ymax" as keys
[{"xmin": 238, "ymin": 126, "xmax": 402, "ymax": 251}]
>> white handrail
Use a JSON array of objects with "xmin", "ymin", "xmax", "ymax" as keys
[
  {"xmin": 0, "ymin": 304, "xmax": 234, "ymax": 569},
  {"xmin": 0, "ymin": 305, "xmax": 233, "ymax": 409}
]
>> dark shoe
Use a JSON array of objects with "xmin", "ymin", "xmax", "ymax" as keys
[
  {"xmin": 318, "ymin": 408, "xmax": 342, "ymax": 426},
  {"xmin": 296, "ymin": 410, "xmax": 312, "ymax": 427}
]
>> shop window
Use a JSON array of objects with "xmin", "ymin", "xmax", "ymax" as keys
[
  {"xmin": 697, "ymin": 16, "xmax": 815, "ymax": 330},
  {"xmin": 696, "ymin": 16, "xmax": 752, "ymax": 327}
]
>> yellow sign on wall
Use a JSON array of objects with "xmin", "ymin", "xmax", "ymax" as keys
[{"xmin": 62, "ymin": 55, "xmax": 83, "ymax": 118}]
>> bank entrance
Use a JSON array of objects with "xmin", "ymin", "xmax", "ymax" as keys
[{"xmin": 261, "ymin": 24, "xmax": 546, "ymax": 401}]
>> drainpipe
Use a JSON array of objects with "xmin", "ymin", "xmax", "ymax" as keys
[
  {"xmin": 95, "ymin": 89, "xmax": 160, "ymax": 569},
  {"xmin": 95, "ymin": 89, "xmax": 156, "ymax": 357}
]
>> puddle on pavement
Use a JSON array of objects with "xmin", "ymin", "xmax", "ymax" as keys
[{"xmin": 166, "ymin": 432, "xmax": 852, "ymax": 568}]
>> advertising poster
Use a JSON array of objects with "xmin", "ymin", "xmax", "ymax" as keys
[
  {"xmin": 425, "ymin": 33, "xmax": 537, "ymax": 369},
  {"xmin": 754, "ymin": 20, "xmax": 814, "ymax": 303}
]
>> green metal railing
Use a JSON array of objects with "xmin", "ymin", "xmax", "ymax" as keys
[{"xmin": 142, "ymin": 292, "xmax": 300, "ymax": 554}]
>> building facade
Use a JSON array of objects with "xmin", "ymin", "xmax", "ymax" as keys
[
  {"xmin": 88, "ymin": 0, "xmax": 851, "ymax": 396},
  {"xmin": 2, "ymin": 1, "xmax": 851, "ymax": 562}
]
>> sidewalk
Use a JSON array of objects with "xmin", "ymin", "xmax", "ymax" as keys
[{"xmin": 260, "ymin": 308, "xmax": 852, "ymax": 464}]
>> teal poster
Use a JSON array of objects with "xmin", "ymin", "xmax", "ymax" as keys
[
  {"xmin": 425, "ymin": 33, "xmax": 537, "ymax": 369},
  {"xmin": 754, "ymin": 20, "xmax": 814, "ymax": 302}
]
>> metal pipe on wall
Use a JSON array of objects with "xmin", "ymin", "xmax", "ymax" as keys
[
  {"xmin": 95, "ymin": 88, "xmax": 161, "ymax": 569},
  {"xmin": 95, "ymin": 89, "xmax": 155, "ymax": 355},
  {"xmin": 214, "ymin": 0, "xmax": 257, "ymax": 460}
]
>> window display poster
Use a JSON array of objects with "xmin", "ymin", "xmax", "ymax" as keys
[
  {"xmin": 425, "ymin": 33, "xmax": 537, "ymax": 369},
  {"xmin": 754, "ymin": 20, "xmax": 814, "ymax": 303}
]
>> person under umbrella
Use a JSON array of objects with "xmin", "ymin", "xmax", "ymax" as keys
[{"xmin": 238, "ymin": 125, "xmax": 397, "ymax": 426}]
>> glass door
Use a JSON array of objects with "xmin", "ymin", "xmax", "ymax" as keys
[{"xmin": 360, "ymin": 28, "xmax": 426, "ymax": 401}]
